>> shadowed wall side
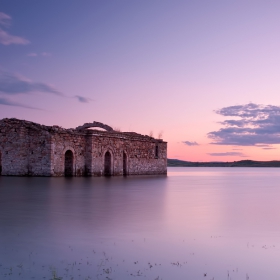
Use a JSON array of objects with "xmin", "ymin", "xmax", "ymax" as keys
[
  {"xmin": 0, "ymin": 119, "xmax": 52, "ymax": 176},
  {"xmin": 0, "ymin": 150, "xmax": 2, "ymax": 175}
]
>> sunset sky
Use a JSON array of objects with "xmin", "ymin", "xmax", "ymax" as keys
[{"xmin": 1, "ymin": 1, "xmax": 280, "ymax": 161}]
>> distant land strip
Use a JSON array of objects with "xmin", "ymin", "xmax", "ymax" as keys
[{"xmin": 167, "ymin": 159, "xmax": 280, "ymax": 167}]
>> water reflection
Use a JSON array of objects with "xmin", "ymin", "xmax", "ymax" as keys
[{"xmin": 0, "ymin": 169, "xmax": 280, "ymax": 279}]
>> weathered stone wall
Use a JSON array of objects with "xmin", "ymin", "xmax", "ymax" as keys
[
  {"xmin": 87, "ymin": 134, "xmax": 167, "ymax": 176},
  {"xmin": 0, "ymin": 119, "xmax": 52, "ymax": 176},
  {"xmin": 0, "ymin": 118, "xmax": 167, "ymax": 177},
  {"xmin": 50, "ymin": 132, "xmax": 87, "ymax": 176}
]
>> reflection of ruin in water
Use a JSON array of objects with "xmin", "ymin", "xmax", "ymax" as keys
[
  {"xmin": 1, "ymin": 170, "xmax": 280, "ymax": 280},
  {"xmin": 64, "ymin": 150, "xmax": 74, "ymax": 177}
]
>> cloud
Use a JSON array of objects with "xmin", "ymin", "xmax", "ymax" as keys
[
  {"xmin": 0, "ymin": 70, "xmax": 62, "ymax": 96},
  {"xmin": 27, "ymin": 53, "xmax": 38, "ymax": 57},
  {"xmin": 74, "ymin": 95, "xmax": 92, "ymax": 103},
  {"xmin": 255, "ymin": 144, "xmax": 271, "ymax": 148},
  {"xmin": 0, "ymin": 28, "xmax": 29, "ymax": 45},
  {"xmin": 27, "ymin": 52, "xmax": 52, "ymax": 57},
  {"xmin": 182, "ymin": 140, "xmax": 199, "ymax": 146},
  {"xmin": 0, "ymin": 12, "xmax": 11, "ymax": 27},
  {"xmin": 208, "ymin": 152, "xmax": 246, "ymax": 157},
  {"xmin": 208, "ymin": 103, "xmax": 280, "ymax": 146},
  {"xmin": 0, "ymin": 11, "xmax": 30, "ymax": 45},
  {"xmin": 0, "ymin": 70, "xmax": 91, "ymax": 109},
  {"xmin": 0, "ymin": 97, "xmax": 40, "ymax": 110},
  {"xmin": 41, "ymin": 52, "xmax": 51, "ymax": 57}
]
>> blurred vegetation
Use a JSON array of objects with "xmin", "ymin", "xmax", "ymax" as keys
[{"xmin": 167, "ymin": 159, "xmax": 280, "ymax": 167}]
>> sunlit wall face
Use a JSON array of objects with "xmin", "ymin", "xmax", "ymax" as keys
[{"xmin": 1, "ymin": 1, "xmax": 280, "ymax": 161}]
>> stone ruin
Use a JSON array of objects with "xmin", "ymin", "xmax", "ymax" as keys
[
  {"xmin": 0, "ymin": 118, "xmax": 167, "ymax": 177},
  {"xmin": 75, "ymin": 121, "xmax": 114, "ymax": 132}
]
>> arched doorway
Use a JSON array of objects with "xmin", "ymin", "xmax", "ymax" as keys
[
  {"xmin": 104, "ymin": 151, "xmax": 111, "ymax": 176},
  {"xmin": 0, "ymin": 151, "xmax": 2, "ymax": 175},
  {"xmin": 123, "ymin": 151, "xmax": 127, "ymax": 176},
  {"xmin": 155, "ymin": 145, "xmax": 159, "ymax": 158},
  {"xmin": 65, "ymin": 150, "xmax": 74, "ymax": 176}
]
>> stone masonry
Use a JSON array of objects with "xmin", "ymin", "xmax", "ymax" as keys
[{"xmin": 0, "ymin": 118, "xmax": 167, "ymax": 176}]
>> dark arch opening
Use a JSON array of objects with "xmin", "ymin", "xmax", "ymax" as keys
[
  {"xmin": 155, "ymin": 145, "xmax": 159, "ymax": 158},
  {"xmin": 104, "ymin": 151, "xmax": 112, "ymax": 176},
  {"xmin": 0, "ymin": 151, "xmax": 2, "ymax": 175},
  {"xmin": 123, "ymin": 152, "xmax": 127, "ymax": 176},
  {"xmin": 65, "ymin": 150, "xmax": 74, "ymax": 177}
]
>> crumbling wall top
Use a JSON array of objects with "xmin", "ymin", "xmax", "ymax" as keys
[
  {"xmin": 0, "ymin": 118, "xmax": 166, "ymax": 143},
  {"xmin": 76, "ymin": 121, "xmax": 114, "ymax": 132}
]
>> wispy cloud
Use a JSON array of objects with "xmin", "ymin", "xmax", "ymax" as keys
[
  {"xmin": 208, "ymin": 152, "xmax": 246, "ymax": 157},
  {"xmin": 0, "ymin": 28, "xmax": 29, "ymax": 45},
  {"xmin": 28, "ymin": 52, "xmax": 52, "ymax": 57},
  {"xmin": 0, "ymin": 12, "xmax": 29, "ymax": 45},
  {"xmin": 0, "ymin": 70, "xmax": 62, "ymax": 96},
  {"xmin": 208, "ymin": 103, "xmax": 280, "ymax": 146},
  {"xmin": 27, "ymin": 52, "xmax": 38, "ymax": 57},
  {"xmin": 0, "ymin": 70, "xmax": 92, "ymax": 108},
  {"xmin": 0, "ymin": 97, "xmax": 40, "ymax": 110},
  {"xmin": 74, "ymin": 95, "xmax": 92, "ymax": 103},
  {"xmin": 41, "ymin": 52, "xmax": 51, "ymax": 57},
  {"xmin": 255, "ymin": 144, "xmax": 272, "ymax": 148},
  {"xmin": 182, "ymin": 140, "xmax": 199, "ymax": 146},
  {"xmin": 0, "ymin": 12, "xmax": 11, "ymax": 27}
]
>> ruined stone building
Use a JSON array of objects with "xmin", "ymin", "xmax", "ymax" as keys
[{"xmin": 0, "ymin": 118, "xmax": 167, "ymax": 176}]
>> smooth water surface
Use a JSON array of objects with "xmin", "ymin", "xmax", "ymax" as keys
[{"xmin": 1, "ymin": 167, "xmax": 280, "ymax": 279}]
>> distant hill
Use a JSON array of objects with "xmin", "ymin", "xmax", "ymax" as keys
[{"xmin": 167, "ymin": 158, "xmax": 280, "ymax": 167}]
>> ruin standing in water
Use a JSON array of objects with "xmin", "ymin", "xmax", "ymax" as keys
[{"xmin": 0, "ymin": 118, "xmax": 167, "ymax": 176}]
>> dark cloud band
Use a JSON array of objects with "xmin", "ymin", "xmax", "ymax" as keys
[
  {"xmin": 208, "ymin": 103, "xmax": 280, "ymax": 146},
  {"xmin": 0, "ymin": 71, "xmax": 62, "ymax": 95},
  {"xmin": 207, "ymin": 152, "xmax": 246, "ymax": 157},
  {"xmin": 0, "ymin": 70, "xmax": 92, "ymax": 108},
  {"xmin": 182, "ymin": 141, "xmax": 199, "ymax": 146},
  {"xmin": 0, "ymin": 97, "xmax": 39, "ymax": 110}
]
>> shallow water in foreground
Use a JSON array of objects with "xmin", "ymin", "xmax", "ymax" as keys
[{"xmin": 1, "ymin": 167, "xmax": 280, "ymax": 280}]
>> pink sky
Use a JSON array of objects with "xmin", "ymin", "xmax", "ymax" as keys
[{"xmin": 1, "ymin": 1, "xmax": 280, "ymax": 161}]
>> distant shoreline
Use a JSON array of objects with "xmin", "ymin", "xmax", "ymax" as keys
[{"xmin": 167, "ymin": 158, "xmax": 280, "ymax": 167}]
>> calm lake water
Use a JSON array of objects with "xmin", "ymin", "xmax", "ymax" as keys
[{"xmin": 1, "ymin": 167, "xmax": 280, "ymax": 280}]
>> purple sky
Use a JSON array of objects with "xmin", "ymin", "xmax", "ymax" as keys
[{"xmin": 1, "ymin": 1, "xmax": 280, "ymax": 161}]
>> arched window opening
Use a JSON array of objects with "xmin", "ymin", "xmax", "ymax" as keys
[
  {"xmin": 104, "ymin": 151, "xmax": 111, "ymax": 176},
  {"xmin": 155, "ymin": 145, "xmax": 159, "ymax": 158},
  {"xmin": 123, "ymin": 152, "xmax": 127, "ymax": 176},
  {"xmin": 65, "ymin": 150, "xmax": 74, "ymax": 176}
]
